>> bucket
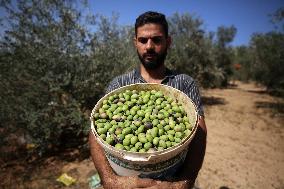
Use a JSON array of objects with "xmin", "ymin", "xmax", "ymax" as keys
[{"xmin": 90, "ymin": 83, "xmax": 198, "ymax": 178}]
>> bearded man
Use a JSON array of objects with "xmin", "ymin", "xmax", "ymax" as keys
[{"xmin": 89, "ymin": 11, "xmax": 207, "ymax": 189}]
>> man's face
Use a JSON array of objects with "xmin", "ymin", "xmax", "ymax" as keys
[{"xmin": 134, "ymin": 23, "xmax": 171, "ymax": 70}]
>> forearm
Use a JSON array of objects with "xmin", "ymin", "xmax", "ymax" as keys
[
  {"xmin": 89, "ymin": 132, "xmax": 160, "ymax": 189},
  {"xmin": 89, "ymin": 131, "xmax": 115, "ymax": 183}
]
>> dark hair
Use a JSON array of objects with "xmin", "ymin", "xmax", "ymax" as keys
[{"xmin": 135, "ymin": 11, "xmax": 168, "ymax": 37}]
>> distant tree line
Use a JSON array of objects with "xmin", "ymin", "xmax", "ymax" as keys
[{"xmin": 0, "ymin": 0, "xmax": 282, "ymax": 156}]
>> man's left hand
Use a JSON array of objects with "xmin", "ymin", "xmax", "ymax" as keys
[{"xmin": 134, "ymin": 180, "xmax": 192, "ymax": 189}]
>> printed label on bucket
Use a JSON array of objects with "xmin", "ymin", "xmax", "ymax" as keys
[{"xmin": 105, "ymin": 149, "xmax": 187, "ymax": 174}]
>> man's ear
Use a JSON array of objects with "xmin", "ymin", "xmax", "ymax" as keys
[
  {"xmin": 133, "ymin": 37, "xmax": 137, "ymax": 48},
  {"xmin": 166, "ymin": 36, "xmax": 172, "ymax": 49}
]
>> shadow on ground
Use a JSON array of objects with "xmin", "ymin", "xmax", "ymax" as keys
[
  {"xmin": 255, "ymin": 101, "xmax": 284, "ymax": 116},
  {"xmin": 201, "ymin": 96, "xmax": 226, "ymax": 106},
  {"xmin": 246, "ymin": 89, "xmax": 268, "ymax": 95},
  {"xmin": 219, "ymin": 186, "xmax": 230, "ymax": 189},
  {"xmin": 246, "ymin": 89, "xmax": 284, "ymax": 98}
]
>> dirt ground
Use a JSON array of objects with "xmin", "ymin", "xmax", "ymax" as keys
[
  {"xmin": 1, "ymin": 81, "xmax": 284, "ymax": 189},
  {"xmin": 197, "ymin": 81, "xmax": 284, "ymax": 189}
]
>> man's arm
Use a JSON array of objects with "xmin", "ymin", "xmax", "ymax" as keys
[
  {"xmin": 89, "ymin": 132, "xmax": 158, "ymax": 189},
  {"xmin": 177, "ymin": 116, "xmax": 207, "ymax": 184},
  {"xmin": 89, "ymin": 132, "xmax": 115, "ymax": 184}
]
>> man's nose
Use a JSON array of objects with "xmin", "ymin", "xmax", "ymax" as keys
[{"xmin": 146, "ymin": 39, "xmax": 154, "ymax": 50}]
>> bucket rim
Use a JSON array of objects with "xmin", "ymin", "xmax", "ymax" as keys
[{"xmin": 90, "ymin": 83, "xmax": 199, "ymax": 161}]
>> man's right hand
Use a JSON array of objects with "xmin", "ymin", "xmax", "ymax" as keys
[{"xmin": 103, "ymin": 174, "xmax": 158, "ymax": 189}]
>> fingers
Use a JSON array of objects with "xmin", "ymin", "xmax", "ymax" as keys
[
  {"xmin": 134, "ymin": 177, "xmax": 158, "ymax": 187},
  {"xmin": 134, "ymin": 180, "xmax": 190, "ymax": 189},
  {"xmin": 134, "ymin": 181, "xmax": 169, "ymax": 189}
]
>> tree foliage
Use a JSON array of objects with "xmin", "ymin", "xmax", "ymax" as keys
[
  {"xmin": 0, "ymin": 0, "xmax": 133, "ymax": 154},
  {"xmin": 250, "ymin": 32, "xmax": 284, "ymax": 92},
  {"xmin": 231, "ymin": 7, "xmax": 284, "ymax": 96},
  {"xmin": 0, "ymin": 2, "xmax": 238, "ymax": 156},
  {"xmin": 167, "ymin": 13, "xmax": 231, "ymax": 88},
  {"xmin": 215, "ymin": 25, "xmax": 237, "ymax": 86},
  {"xmin": 270, "ymin": 7, "xmax": 284, "ymax": 31},
  {"xmin": 1, "ymin": 0, "xmax": 93, "ymax": 154},
  {"xmin": 232, "ymin": 45, "xmax": 252, "ymax": 82}
]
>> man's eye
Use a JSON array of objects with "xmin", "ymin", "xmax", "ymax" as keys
[
  {"xmin": 138, "ymin": 38, "xmax": 148, "ymax": 44},
  {"xmin": 152, "ymin": 36, "xmax": 162, "ymax": 44},
  {"xmin": 137, "ymin": 37, "xmax": 163, "ymax": 44}
]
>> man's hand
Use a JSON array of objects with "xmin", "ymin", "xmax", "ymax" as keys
[
  {"xmin": 134, "ymin": 180, "xmax": 192, "ymax": 189},
  {"xmin": 103, "ymin": 175, "xmax": 158, "ymax": 189}
]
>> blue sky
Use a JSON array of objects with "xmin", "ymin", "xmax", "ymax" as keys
[
  {"xmin": 0, "ymin": 0, "xmax": 283, "ymax": 46},
  {"xmin": 89, "ymin": 0, "xmax": 283, "ymax": 46}
]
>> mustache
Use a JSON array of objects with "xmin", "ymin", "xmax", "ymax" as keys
[{"xmin": 143, "ymin": 50, "xmax": 157, "ymax": 57}]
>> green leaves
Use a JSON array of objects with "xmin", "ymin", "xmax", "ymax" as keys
[
  {"xmin": 167, "ymin": 13, "xmax": 234, "ymax": 88},
  {"xmin": 250, "ymin": 32, "xmax": 284, "ymax": 92},
  {"xmin": 0, "ymin": 0, "xmax": 138, "ymax": 155}
]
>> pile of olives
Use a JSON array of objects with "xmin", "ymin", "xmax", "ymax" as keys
[{"xmin": 93, "ymin": 89, "xmax": 193, "ymax": 152}]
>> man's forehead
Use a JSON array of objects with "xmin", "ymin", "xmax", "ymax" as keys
[{"xmin": 136, "ymin": 23, "xmax": 165, "ymax": 37}]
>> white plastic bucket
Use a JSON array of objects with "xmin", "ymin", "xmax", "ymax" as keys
[{"xmin": 90, "ymin": 83, "xmax": 198, "ymax": 178}]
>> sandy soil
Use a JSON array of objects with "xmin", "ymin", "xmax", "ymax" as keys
[
  {"xmin": 197, "ymin": 81, "xmax": 284, "ymax": 189},
  {"xmin": 1, "ymin": 81, "xmax": 284, "ymax": 189}
]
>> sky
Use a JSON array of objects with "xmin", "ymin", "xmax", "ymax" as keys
[
  {"xmin": 88, "ymin": 0, "xmax": 283, "ymax": 46},
  {"xmin": 0, "ymin": 0, "xmax": 283, "ymax": 46}
]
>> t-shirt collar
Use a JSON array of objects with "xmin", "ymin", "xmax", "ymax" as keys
[{"xmin": 134, "ymin": 66, "xmax": 175, "ymax": 82}]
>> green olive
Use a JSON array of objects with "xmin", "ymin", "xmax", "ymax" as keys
[
  {"xmin": 168, "ymin": 134, "xmax": 175, "ymax": 142},
  {"xmin": 127, "ymin": 115, "xmax": 133, "ymax": 121},
  {"xmin": 144, "ymin": 142, "xmax": 152, "ymax": 150},
  {"xmin": 166, "ymin": 141, "xmax": 172, "ymax": 148},
  {"xmin": 138, "ymin": 133, "xmax": 147, "ymax": 143},
  {"xmin": 153, "ymin": 137, "xmax": 159, "ymax": 146},
  {"xmin": 158, "ymin": 128, "xmax": 164, "ymax": 136},
  {"xmin": 95, "ymin": 89, "xmax": 192, "ymax": 152},
  {"xmin": 146, "ymin": 134, "xmax": 153, "ymax": 143},
  {"xmin": 175, "ymin": 132, "xmax": 183, "ymax": 138},
  {"xmin": 124, "ymin": 146, "xmax": 130, "ymax": 151},
  {"xmin": 136, "ymin": 125, "xmax": 144, "ymax": 134},
  {"xmin": 159, "ymin": 140, "xmax": 167, "ymax": 148},
  {"xmin": 100, "ymin": 134, "xmax": 106, "ymax": 140},
  {"xmin": 122, "ymin": 127, "xmax": 132, "ymax": 135},
  {"xmin": 106, "ymin": 135, "xmax": 114, "ymax": 145},
  {"xmin": 135, "ymin": 142, "xmax": 143, "ymax": 150},
  {"xmin": 152, "ymin": 119, "xmax": 159, "ymax": 126},
  {"xmin": 115, "ymin": 143, "xmax": 124, "ymax": 150},
  {"xmin": 97, "ymin": 128, "xmax": 107, "ymax": 135},
  {"xmin": 175, "ymin": 137, "xmax": 181, "ymax": 143},
  {"xmin": 139, "ymin": 148, "xmax": 146, "ymax": 153},
  {"xmin": 125, "ymin": 134, "xmax": 134, "ymax": 140},
  {"xmin": 164, "ymin": 125, "xmax": 170, "ymax": 131},
  {"xmin": 123, "ymin": 138, "xmax": 130, "ymax": 146},
  {"xmin": 160, "ymin": 135, "xmax": 168, "ymax": 141},
  {"xmin": 130, "ymin": 136, "xmax": 138, "ymax": 145},
  {"xmin": 151, "ymin": 127, "xmax": 158, "ymax": 138},
  {"xmin": 104, "ymin": 122, "xmax": 111, "ymax": 130},
  {"xmin": 130, "ymin": 147, "xmax": 138, "ymax": 152}
]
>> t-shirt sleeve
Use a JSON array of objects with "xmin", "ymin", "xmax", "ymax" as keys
[
  {"xmin": 183, "ymin": 78, "xmax": 205, "ymax": 117},
  {"xmin": 105, "ymin": 77, "xmax": 121, "ymax": 94}
]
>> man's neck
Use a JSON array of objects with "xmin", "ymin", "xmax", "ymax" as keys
[{"xmin": 140, "ymin": 64, "xmax": 166, "ymax": 84}]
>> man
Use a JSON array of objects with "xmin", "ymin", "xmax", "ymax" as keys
[{"xmin": 89, "ymin": 11, "xmax": 207, "ymax": 189}]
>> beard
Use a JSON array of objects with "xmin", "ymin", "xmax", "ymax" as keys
[{"xmin": 137, "ymin": 49, "xmax": 167, "ymax": 70}]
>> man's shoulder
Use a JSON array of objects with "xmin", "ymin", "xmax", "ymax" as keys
[
  {"xmin": 171, "ymin": 71, "xmax": 195, "ymax": 84},
  {"xmin": 106, "ymin": 69, "xmax": 136, "ymax": 93},
  {"xmin": 111, "ymin": 69, "xmax": 136, "ymax": 82}
]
